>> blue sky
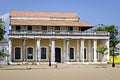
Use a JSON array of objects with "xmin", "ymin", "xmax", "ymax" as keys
[{"xmin": 0, "ymin": 0, "xmax": 120, "ymax": 37}]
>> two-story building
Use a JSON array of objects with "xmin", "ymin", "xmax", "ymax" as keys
[{"xmin": 9, "ymin": 11, "xmax": 110, "ymax": 64}]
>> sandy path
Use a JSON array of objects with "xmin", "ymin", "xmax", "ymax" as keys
[{"xmin": 0, "ymin": 67, "xmax": 120, "ymax": 80}]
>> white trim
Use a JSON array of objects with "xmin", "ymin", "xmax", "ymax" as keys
[
  {"xmin": 26, "ymin": 46, "xmax": 34, "ymax": 60},
  {"xmin": 11, "ymin": 17, "xmax": 78, "ymax": 21},
  {"xmin": 9, "ymin": 61, "xmax": 108, "ymax": 65},
  {"xmin": 40, "ymin": 46, "xmax": 48, "ymax": 60},
  {"xmin": 14, "ymin": 46, "xmax": 22, "ymax": 61},
  {"xmin": 55, "ymin": 46, "xmax": 62, "ymax": 62},
  {"xmin": 69, "ymin": 46, "xmax": 75, "ymax": 60},
  {"xmin": 9, "ymin": 35, "xmax": 109, "ymax": 40}
]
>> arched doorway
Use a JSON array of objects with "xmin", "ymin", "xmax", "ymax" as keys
[{"xmin": 55, "ymin": 47, "xmax": 61, "ymax": 63}]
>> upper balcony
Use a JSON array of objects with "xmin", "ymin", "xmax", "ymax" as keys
[{"xmin": 9, "ymin": 30, "xmax": 110, "ymax": 39}]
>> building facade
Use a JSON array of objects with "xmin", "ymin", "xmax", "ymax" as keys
[{"xmin": 9, "ymin": 11, "xmax": 110, "ymax": 64}]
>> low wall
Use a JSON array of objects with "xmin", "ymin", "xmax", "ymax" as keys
[{"xmin": 110, "ymin": 56, "xmax": 120, "ymax": 63}]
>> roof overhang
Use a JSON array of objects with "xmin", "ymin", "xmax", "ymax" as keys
[{"xmin": 10, "ymin": 20, "xmax": 93, "ymax": 28}]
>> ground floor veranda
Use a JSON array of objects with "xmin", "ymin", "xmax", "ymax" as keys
[{"xmin": 8, "ymin": 38, "xmax": 110, "ymax": 64}]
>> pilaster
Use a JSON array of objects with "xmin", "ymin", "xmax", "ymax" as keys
[
  {"xmin": 94, "ymin": 40, "xmax": 97, "ymax": 62},
  {"xmin": 105, "ymin": 39, "xmax": 110, "ymax": 62},
  {"xmin": 51, "ymin": 39, "xmax": 55, "ymax": 63},
  {"xmin": 81, "ymin": 39, "xmax": 84, "ymax": 63},
  {"xmin": 36, "ymin": 39, "xmax": 41, "ymax": 62},
  {"xmin": 23, "ymin": 39, "xmax": 26, "ymax": 62},
  {"xmin": 66, "ymin": 39, "xmax": 70, "ymax": 62},
  {"xmin": 8, "ymin": 39, "xmax": 12, "ymax": 63},
  {"xmin": 63, "ymin": 39, "xmax": 66, "ymax": 63}
]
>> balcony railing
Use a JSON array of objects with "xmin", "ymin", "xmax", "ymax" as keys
[{"xmin": 9, "ymin": 30, "xmax": 109, "ymax": 36}]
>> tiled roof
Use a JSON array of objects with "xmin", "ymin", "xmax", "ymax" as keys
[
  {"xmin": 10, "ymin": 11, "xmax": 79, "ymax": 18},
  {"xmin": 10, "ymin": 20, "xmax": 93, "ymax": 27}
]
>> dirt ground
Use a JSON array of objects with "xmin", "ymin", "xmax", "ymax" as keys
[{"xmin": 0, "ymin": 64, "xmax": 120, "ymax": 80}]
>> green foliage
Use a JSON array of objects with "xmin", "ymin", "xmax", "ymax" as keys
[
  {"xmin": 0, "ymin": 50, "xmax": 9, "ymax": 58},
  {"xmin": 96, "ymin": 45, "xmax": 108, "ymax": 55},
  {"xmin": 95, "ymin": 25, "xmax": 119, "ymax": 47},
  {"xmin": 0, "ymin": 18, "xmax": 5, "ymax": 40}
]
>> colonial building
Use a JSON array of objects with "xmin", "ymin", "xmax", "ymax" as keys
[{"xmin": 9, "ymin": 11, "xmax": 110, "ymax": 64}]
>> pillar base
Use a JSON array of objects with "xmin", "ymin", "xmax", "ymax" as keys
[{"xmin": 51, "ymin": 62, "xmax": 57, "ymax": 64}]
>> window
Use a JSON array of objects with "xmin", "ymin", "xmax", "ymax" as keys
[
  {"xmin": 27, "ymin": 47, "xmax": 33, "ymax": 59},
  {"xmin": 16, "ymin": 26, "xmax": 21, "ymax": 30},
  {"xmin": 68, "ymin": 27, "xmax": 73, "ymax": 31},
  {"xmin": 70, "ymin": 48, "xmax": 74, "ymax": 59},
  {"xmin": 27, "ymin": 26, "xmax": 32, "ymax": 30},
  {"xmin": 41, "ymin": 47, "xmax": 47, "ymax": 59},
  {"xmin": 55, "ymin": 26, "xmax": 60, "ymax": 30},
  {"xmin": 15, "ymin": 47, "xmax": 21, "ymax": 59},
  {"xmin": 84, "ymin": 48, "xmax": 87, "ymax": 59},
  {"xmin": 41, "ymin": 26, "xmax": 47, "ymax": 30}
]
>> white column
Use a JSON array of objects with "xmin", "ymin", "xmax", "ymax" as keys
[
  {"xmin": 105, "ymin": 39, "xmax": 110, "ymax": 62},
  {"xmin": 94, "ymin": 40, "xmax": 97, "ymax": 62},
  {"xmin": 63, "ymin": 39, "xmax": 66, "ymax": 63},
  {"xmin": 8, "ymin": 39, "xmax": 12, "ymax": 63},
  {"xmin": 36, "ymin": 39, "xmax": 41, "ymax": 62},
  {"xmin": 51, "ymin": 39, "xmax": 55, "ymax": 63},
  {"xmin": 76, "ymin": 40, "xmax": 79, "ymax": 62},
  {"xmin": 81, "ymin": 39, "xmax": 84, "ymax": 62},
  {"xmin": 88, "ymin": 40, "xmax": 91, "ymax": 62},
  {"xmin": 23, "ymin": 39, "xmax": 26, "ymax": 62},
  {"xmin": 66, "ymin": 39, "xmax": 70, "ymax": 62}
]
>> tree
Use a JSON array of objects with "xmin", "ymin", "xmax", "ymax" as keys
[
  {"xmin": 0, "ymin": 50, "xmax": 9, "ymax": 67},
  {"xmin": 0, "ymin": 18, "xmax": 8, "ymax": 67},
  {"xmin": 0, "ymin": 18, "xmax": 5, "ymax": 40},
  {"xmin": 96, "ymin": 45, "xmax": 108, "ymax": 62},
  {"xmin": 95, "ymin": 25, "xmax": 120, "ymax": 55}
]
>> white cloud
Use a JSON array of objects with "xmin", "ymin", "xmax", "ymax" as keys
[{"xmin": 0, "ymin": 13, "xmax": 9, "ymax": 39}]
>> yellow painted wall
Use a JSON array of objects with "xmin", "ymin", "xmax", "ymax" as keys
[
  {"xmin": 12, "ymin": 39, "xmax": 37, "ymax": 62},
  {"xmin": 12, "ymin": 39, "xmax": 23, "ymax": 62},
  {"xmin": 110, "ymin": 56, "xmax": 120, "ymax": 63}
]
